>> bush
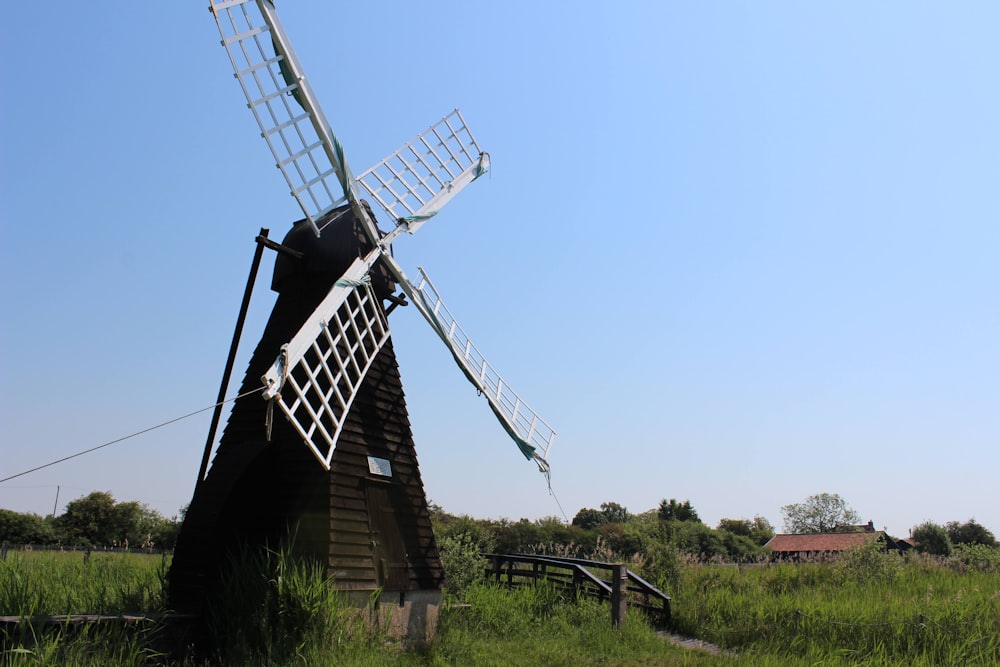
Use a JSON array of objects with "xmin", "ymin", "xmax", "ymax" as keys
[
  {"xmin": 835, "ymin": 540, "xmax": 901, "ymax": 585},
  {"xmin": 437, "ymin": 531, "xmax": 489, "ymax": 597},
  {"xmin": 948, "ymin": 543, "xmax": 1000, "ymax": 573},
  {"xmin": 637, "ymin": 540, "xmax": 681, "ymax": 592},
  {"xmin": 671, "ymin": 521, "xmax": 725, "ymax": 559},
  {"xmin": 911, "ymin": 521, "xmax": 953, "ymax": 556},
  {"xmin": 719, "ymin": 530, "xmax": 763, "ymax": 559}
]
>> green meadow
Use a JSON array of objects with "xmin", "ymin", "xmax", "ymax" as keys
[{"xmin": 1, "ymin": 545, "xmax": 997, "ymax": 665}]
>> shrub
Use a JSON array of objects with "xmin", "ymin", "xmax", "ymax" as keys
[
  {"xmin": 671, "ymin": 521, "xmax": 725, "ymax": 559},
  {"xmin": 948, "ymin": 543, "xmax": 1000, "ymax": 573},
  {"xmin": 835, "ymin": 539, "xmax": 901, "ymax": 585},
  {"xmin": 911, "ymin": 521, "xmax": 953, "ymax": 556},
  {"xmin": 637, "ymin": 540, "xmax": 681, "ymax": 592},
  {"xmin": 438, "ymin": 531, "xmax": 489, "ymax": 597}
]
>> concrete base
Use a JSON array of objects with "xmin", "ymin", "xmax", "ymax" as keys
[{"xmin": 344, "ymin": 589, "xmax": 442, "ymax": 649}]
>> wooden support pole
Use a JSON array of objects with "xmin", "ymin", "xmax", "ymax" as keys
[
  {"xmin": 196, "ymin": 228, "xmax": 269, "ymax": 487},
  {"xmin": 610, "ymin": 563, "xmax": 627, "ymax": 628}
]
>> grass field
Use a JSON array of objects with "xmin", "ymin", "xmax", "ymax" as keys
[
  {"xmin": 1, "ymin": 550, "xmax": 167, "ymax": 618},
  {"xmin": 667, "ymin": 545, "xmax": 1000, "ymax": 665},
  {"xmin": 1, "ymin": 545, "xmax": 998, "ymax": 665}
]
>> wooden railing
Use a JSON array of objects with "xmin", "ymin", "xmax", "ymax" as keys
[{"xmin": 483, "ymin": 553, "xmax": 670, "ymax": 627}]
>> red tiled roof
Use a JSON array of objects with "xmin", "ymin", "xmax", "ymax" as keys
[{"xmin": 766, "ymin": 531, "xmax": 884, "ymax": 553}]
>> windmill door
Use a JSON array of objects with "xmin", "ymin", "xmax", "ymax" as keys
[{"xmin": 365, "ymin": 484, "xmax": 408, "ymax": 591}]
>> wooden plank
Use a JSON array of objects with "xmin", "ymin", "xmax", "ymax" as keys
[
  {"xmin": 329, "ymin": 541, "xmax": 374, "ymax": 556},
  {"xmin": 329, "ymin": 529, "xmax": 370, "ymax": 545},
  {"xmin": 329, "ymin": 508, "xmax": 368, "ymax": 523}
]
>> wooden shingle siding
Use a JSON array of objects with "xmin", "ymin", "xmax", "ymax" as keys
[
  {"xmin": 168, "ymin": 209, "xmax": 442, "ymax": 615},
  {"xmin": 327, "ymin": 335, "xmax": 443, "ymax": 591}
]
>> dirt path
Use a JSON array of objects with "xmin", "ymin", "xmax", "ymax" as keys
[{"xmin": 658, "ymin": 631, "xmax": 737, "ymax": 658}]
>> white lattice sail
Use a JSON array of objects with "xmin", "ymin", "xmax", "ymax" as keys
[
  {"xmin": 210, "ymin": 0, "xmax": 357, "ymax": 236},
  {"xmin": 380, "ymin": 258, "xmax": 555, "ymax": 473},
  {"xmin": 357, "ymin": 110, "xmax": 489, "ymax": 234},
  {"xmin": 261, "ymin": 256, "xmax": 390, "ymax": 469}
]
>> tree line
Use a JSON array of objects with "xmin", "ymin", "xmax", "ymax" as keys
[
  {"xmin": 432, "ymin": 492, "xmax": 997, "ymax": 568},
  {"xmin": 0, "ymin": 491, "xmax": 182, "ymax": 550},
  {"xmin": 431, "ymin": 497, "xmax": 778, "ymax": 566},
  {"xmin": 2, "ymin": 490, "xmax": 994, "ymax": 559}
]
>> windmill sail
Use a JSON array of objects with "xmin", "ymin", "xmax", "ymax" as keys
[
  {"xmin": 210, "ymin": 0, "xmax": 360, "ymax": 237},
  {"xmin": 260, "ymin": 253, "xmax": 390, "ymax": 469},
  {"xmin": 381, "ymin": 256, "xmax": 556, "ymax": 474},
  {"xmin": 357, "ymin": 110, "xmax": 490, "ymax": 234}
]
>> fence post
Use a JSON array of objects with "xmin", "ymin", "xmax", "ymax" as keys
[{"xmin": 611, "ymin": 563, "xmax": 627, "ymax": 628}]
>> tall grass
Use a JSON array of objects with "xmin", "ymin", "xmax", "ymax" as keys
[
  {"xmin": 2, "ymin": 624, "xmax": 163, "ymax": 667},
  {"xmin": 664, "ymin": 544, "xmax": 1000, "ymax": 665},
  {"xmin": 202, "ymin": 542, "xmax": 396, "ymax": 666},
  {"xmin": 0, "ymin": 546, "xmax": 407, "ymax": 666},
  {"xmin": 1, "ymin": 550, "xmax": 168, "ymax": 666},
  {"xmin": 0, "ymin": 550, "xmax": 167, "ymax": 617},
  {"xmin": 1, "ymin": 548, "xmax": 711, "ymax": 666},
  {"xmin": 3, "ymin": 542, "xmax": 998, "ymax": 665},
  {"xmin": 427, "ymin": 581, "xmax": 712, "ymax": 666}
]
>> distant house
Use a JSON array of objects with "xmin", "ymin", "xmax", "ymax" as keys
[{"xmin": 765, "ymin": 522, "xmax": 904, "ymax": 560}]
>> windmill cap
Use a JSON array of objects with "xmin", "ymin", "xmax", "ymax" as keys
[{"xmin": 271, "ymin": 205, "xmax": 395, "ymax": 298}]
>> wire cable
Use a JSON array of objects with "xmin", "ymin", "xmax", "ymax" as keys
[
  {"xmin": 0, "ymin": 387, "xmax": 266, "ymax": 484},
  {"xmin": 548, "ymin": 482, "xmax": 571, "ymax": 523}
]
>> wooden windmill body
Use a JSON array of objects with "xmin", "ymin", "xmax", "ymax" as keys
[
  {"xmin": 170, "ymin": 208, "xmax": 442, "ymax": 615},
  {"xmin": 170, "ymin": 0, "xmax": 555, "ymax": 641}
]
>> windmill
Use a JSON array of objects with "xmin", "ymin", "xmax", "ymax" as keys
[{"xmin": 168, "ymin": 0, "xmax": 555, "ymax": 636}]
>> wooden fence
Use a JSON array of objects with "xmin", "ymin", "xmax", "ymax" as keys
[{"xmin": 482, "ymin": 553, "xmax": 670, "ymax": 627}]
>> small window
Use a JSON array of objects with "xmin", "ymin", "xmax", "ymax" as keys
[{"xmin": 367, "ymin": 456, "xmax": 392, "ymax": 477}]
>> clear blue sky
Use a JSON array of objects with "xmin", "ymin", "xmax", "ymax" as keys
[{"xmin": 2, "ymin": 3, "xmax": 997, "ymax": 539}]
